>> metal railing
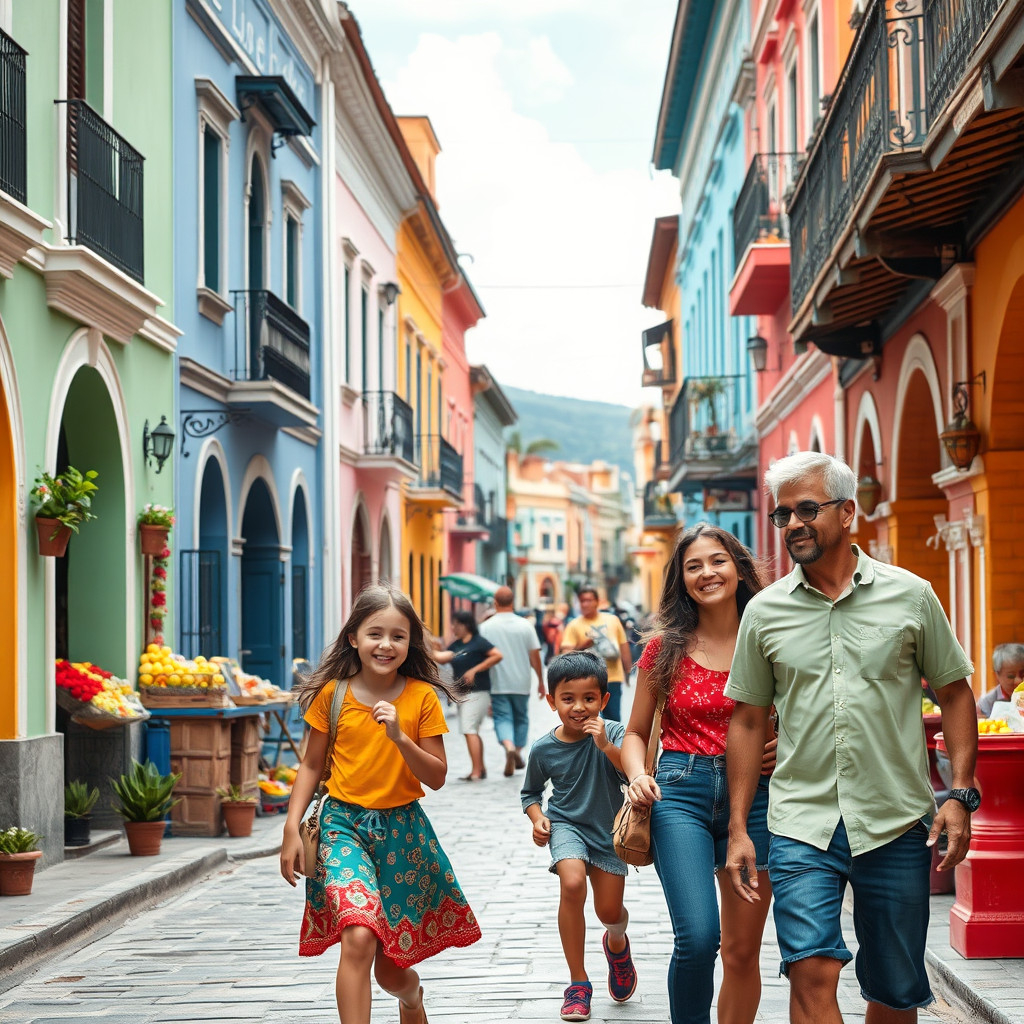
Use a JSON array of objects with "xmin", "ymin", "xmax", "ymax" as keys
[
  {"xmin": 66, "ymin": 99, "xmax": 144, "ymax": 283},
  {"xmin": 0, "ymin": 29, "xmax": 27, "ymax": 204},
  {"xmin": 789, "ymin": 0, "xmax": 926, "ymax": 310},
  {"xmin": 238, "ymin": 289, "xmax": 311, "ymax": 399},
  {"xmin": 415, "ymin": 434, "xmax": 463, "ymax": 497},
  {"xmin": 732, "ymin": 152, "xmax": 801, "ymax": 269},
  {"xmin": 484, "ymin": 515, "xmax": 508, "ymax": 550},
  {"xmin": 925, "ymin": 0, "xmax": 1002, "ymax": 116},
  {"xmin": 363, "ymin": 390, "xmax": 415, "ymax": 463},
  {"xmin": 179, "ymin": 549, "xmax": 222, "ymax": 660},
  {"xmin": 667, "ymin": 375, "xmax": 744, "ymax": 463},
  {"xmin": 643, "ymin": 480, "xmax": 677, "ymax": 528}
]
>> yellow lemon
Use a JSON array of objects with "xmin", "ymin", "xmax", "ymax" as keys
[
  {"xmin": 181, "ymin": 673, "xmax": 194, "ymax": 685},
  {"xmin": 139, "ymin": 673, "xmax": 153, "ymax": 686},
  {"xmin": 168, "ymin": 673, "xmax": 181, "ymax": 686},
  {"xmin": 213, "ymin": 673, "xmax": 225, "ymax": 684},
  {"xmin": 161, "ymin": 645, "xmax": 172, "ymax": 656},
  {"xmin": 146, "ymin": 643, "xmax": 160, "ymax": 655}
]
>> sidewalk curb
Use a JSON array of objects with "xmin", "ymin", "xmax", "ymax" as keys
[{"xmin": 926, "ymin": 949, "xmax": 1014, "ymax": 1024}]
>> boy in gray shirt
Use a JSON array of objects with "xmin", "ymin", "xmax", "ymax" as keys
[{"xmin": 521, "ymin": 651, "xmax": 637, "ymax": 1021}]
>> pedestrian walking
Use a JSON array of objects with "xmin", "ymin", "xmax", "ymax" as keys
[
  {"xmin": 621, "ymin": 524, "xmax": 775, "ymax": 1024},
  {"xmin": 479, "ymin": 585, "xmax": 545, "ymax": 776},
  {"xmin": 725, "ymin": 451, "xmax": 979, "ymax": 1024},
  {"xmin": 522, "ymin": 650, "xmax": 638, "ymax": 1022},
  {"xmin": 280, "ymin": 583, "xmax": 481, "ymax": 1024},
  {"xmin": 429, "ymin": 609, "xmax": 502, "ymax": 781},
  {"xmin": 561, "ymin": 586, "xmax": 632, "ymax": 721}
]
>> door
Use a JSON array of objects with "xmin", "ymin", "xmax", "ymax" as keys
[{"xmin": 241, "ymin": 553, "xmax": 283, "ymax": 685}]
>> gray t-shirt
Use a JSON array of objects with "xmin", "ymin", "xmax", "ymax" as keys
[
  {"xmin": 520, "ymin": 721, "xmax": 626, "ymax": 857},
  {"xmin": 479, "ymin": 612, "xmax": 540, "ymax": 695}
]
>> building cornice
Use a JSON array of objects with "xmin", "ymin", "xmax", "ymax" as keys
[{"xmin": 754, "ymin": 347, "xmax": 832, "ymax": 434}]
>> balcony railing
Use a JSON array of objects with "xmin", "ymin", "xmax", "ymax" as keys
[
  {"xmin": 789, "ymin": 0, "xmax": 926, "ymax": 311},
  {"xmin": 416, "ymin": 434, "xmax": 463, "ymax": 497},
  {"xmin": 643, "ymin": 480, "xmax": 678, "ymax": 529},
  {"xmin": 669, "ymin": 375, "xmax": 743, "ymax": 463},
  {"xmin": 66, "ymin": 99, "xmax": 144, "ymax": 283},
  {"xmin": 484, "ymin": 515, "xmax": 508, "ymax": 551},
  {"xmin": 924, "ymin": 0, "xmax": 1003, "ymax": 116},
  {"xmin": 363, "ymin": 390, "xmax": 415, "ymax": 464},
  {"xmin": 239, "ymin": 289, "xmax": 311, "ymax": 400},
  {"xmin": 0, "ymin": 29, "xmax": 27, "ymax": 204},
  {"xmin": 732, "ymin": 152, "xmax": 801, "ymax": 269}
]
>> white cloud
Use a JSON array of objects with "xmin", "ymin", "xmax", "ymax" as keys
[
  {"xmin": 382, "ymin": 32, "xmax": 679, "ymax": 406},
  {"xmin": 351, "ymin": 0, "xmax": 594, "ymax": 23},
  {"xmin": 504, "ymin": 36, "xmax": 574, "ymax": 104}
]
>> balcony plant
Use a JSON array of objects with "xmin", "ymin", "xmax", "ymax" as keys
[
  {"xmin": 688, "ymin": 378, "xmax": 726, "ymax": 435},
  {"xmin": 216, "ymin": 784, "xmax": 258, "ymax": 838},
  {"xmin": 30, "ymin": 466, "xmax": 99, "ymax": 556},
  {"xmin": 0, "ymin": 827, "xmax": 43, "ymax": 896},
  {"xmin": 110, "ymin": 759, "xmax": 181, "ymax": 856},
  {"xmin": 64, "ymin": 779, "xmax": 100, "ymax": 847},
  {"xmin": 138, "ymin": 503, "xmax": 174, "ymax": 556}
]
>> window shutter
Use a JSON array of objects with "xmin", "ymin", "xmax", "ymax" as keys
[{"xmin": 66, "ymin": 0, "xmax": 86, "ymax": 170}]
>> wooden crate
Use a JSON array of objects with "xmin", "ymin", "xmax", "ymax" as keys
[
  {"xmin": 169, "ymin": 718, "xmax": 231, "ymax": 836},
  {"xmin": 230, "ymin": 717, "xmax": 260, "ymax": 799},
  {"xmin": 139, "ymin": 687, "xmax": 231, "ymax": 709}
]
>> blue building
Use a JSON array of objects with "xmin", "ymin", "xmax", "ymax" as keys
[
  {"xmin": 171, "ymin": 0, "xmax": 333, "ymax": 682},
  {"xmin": 653, "ymin": 0, "xmax": 758, "ymax": 550}
]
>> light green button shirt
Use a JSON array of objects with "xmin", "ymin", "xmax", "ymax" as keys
[{"xmin": 725, "ymin": 545, "xmax": 973, "ymax": 855}]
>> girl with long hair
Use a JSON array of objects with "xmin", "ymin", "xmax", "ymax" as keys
[
  {"xmin": 281, "ymin": 583, "xmax": 480, "ymax": 1024},
  {"xmin": 620, "ymin": 524, "xmax": 775, "ymax": 1024}
]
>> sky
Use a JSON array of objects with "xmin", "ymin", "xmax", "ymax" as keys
[{"xmin": 350, "ymin": 0, "xmax": 681, "ymax": 408}]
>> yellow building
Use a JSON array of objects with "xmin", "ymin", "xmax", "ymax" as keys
[{"xmin": 394, "ymin": 117, "xmax": 463, "ymax": 635}]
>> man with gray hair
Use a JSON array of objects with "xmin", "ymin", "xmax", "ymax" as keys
[
  {"xmin": 977, "ymin": 642, "xmax": 1024, "ymax": 717},
  {"xmin": 724, "ymin": 450, "xmax": 978, "ymax": 1024}
]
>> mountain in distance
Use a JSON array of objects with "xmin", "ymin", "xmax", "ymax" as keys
[{"xmin": 502, "ymin": 386, "xmax": 635, "ymax": 480}]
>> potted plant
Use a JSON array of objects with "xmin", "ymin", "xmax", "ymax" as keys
[
  {"xmin": 0, "ymin": 827, "xmax": 43, "ymax": 896},
  {"xmin": 64, "ymin": 779, "xmax": 99, "ymax": 847},
  {"xmin": 30, "ymin": 466, "xmax": 99, "ymax": 556},
  {"xmin": 110, "ymin": 759, "xmax": 181, "ymax": 856},
  {"xmin": 216, "ymin": 784, "xmax": 258, "ymax": 838},
  {"xmin": 137, "ymin": 503, "xmax": 174, "ymax": 556}
]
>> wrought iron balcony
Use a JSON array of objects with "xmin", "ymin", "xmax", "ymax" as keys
[
  {"xmin": 0, "ymin": 29, "xmax": 27, "ymax": 205},
  {"xmin": 642, "ymin": 480, "xmax": 678, "ymax": 531},
  {"xmin": 672, "ymin": 375, "xmax": 744, "ymax": 463},
  {"xmin": 239, "ymin": 289, "xmax": 311, "ymax": 400},
  {"xmin": 66, "ymin": 99, "xmax": 144, "ymax": 283},
  {"xmin": 733, "ymin": 153, "xmax": 801, "ymax": 270},
  {"xmin": 641, "ymin": 320, "xmax": 675, "ymax": 388},
  {"xmin": 415, "ymin": 434, "xmax": 463, "ymax": 499},
  {"xmin": 484, "ymin": 515, "xmax": 508, "ymax": 551},
  {"xmin": 363, "ymin": 390, "xmax": 415, "ymax": 464},
  {"xmin": 925, "ymin": 0, "xmax": 1002, "ymax": 117}
]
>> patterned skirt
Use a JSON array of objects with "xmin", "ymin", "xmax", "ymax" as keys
[{"xmin": 300, "ymin": 797, "xmax": 481, "ymax": 967}]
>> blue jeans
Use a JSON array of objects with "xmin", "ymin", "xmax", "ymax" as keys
[
  {"xmin": 650, "ymin": 752, "xmax": 771, "ymax": 1024},
  {"xmin": 490, "ymin": 693, "xmax": 529, "ymax": 749},
  {"xmin": 770, "ymin": 818, "xmax": 933, "ymax": 1009},
  {"xmin": 602, "ymin": 681, "xmax": 623, "ymax": 721}
]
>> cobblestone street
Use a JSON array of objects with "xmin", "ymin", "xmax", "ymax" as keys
[{"xmin": 0, "ymin": 691, "xmax": 970, "ymax": 1023}]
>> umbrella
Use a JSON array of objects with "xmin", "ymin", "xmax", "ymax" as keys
[{"xmin": 439, "ymin": 572, "xmax": 501, "ymax": 603}]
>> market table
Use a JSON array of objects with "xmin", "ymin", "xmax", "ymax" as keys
[{"xmin": 144, "ymin": 700, "xmax": 303, "ymax": 837}]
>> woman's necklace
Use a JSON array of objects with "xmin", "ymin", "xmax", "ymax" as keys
[{"xmin": 691, "ymin": 635, "xmax": 731, "ymax": 673}]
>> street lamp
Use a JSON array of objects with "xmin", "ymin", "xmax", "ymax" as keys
[
  {"xmin": 142, "ymin": 416, "xmax": 175, "ymax": 474},
  {"xmin": 939, "ymin": 373, "xmax": 985, "ymax": 471},
  {"xmin": 856, "ymin": 475, "xmax": 882, "ymax": 516},
  {"xmin": 380, "ymin": 282, "xmax": 401, "ymax": 306},
  {"xmin": 746, "ymin": 334, "xmax": 768, "ymax": 373}
]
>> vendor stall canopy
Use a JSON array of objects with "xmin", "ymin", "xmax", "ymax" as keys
[{"xmin": 439, "ymin": 572, "xmax": 500, "ymax": 603}]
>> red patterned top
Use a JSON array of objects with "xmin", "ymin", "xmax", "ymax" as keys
[{"xmin": 637, "ymin": 635, "xmax": 733, "ymax": 755}]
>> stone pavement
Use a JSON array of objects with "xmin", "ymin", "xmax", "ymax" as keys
[{"xmin": 0, "ymin": 688, "xmax": 1018, "ymax": 1022}]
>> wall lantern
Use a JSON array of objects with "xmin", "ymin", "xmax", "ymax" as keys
[
  {"xmin": 939, "ymin": 372, "xmax": 986, "ymax": 472},
  {"xmin": 142, "ymin": 416, "xmax": 175, "ymax": 474},
  {"xmin": 380, "ymin": 282, "xmax": 401, "ymax": 307},
  {"xmin": 746, "ymin": 334, "xmax": 768, "ymax": 373},
  {"xmin": 856, "ymin": 475, "xmax": 882, "ymax": 516}
]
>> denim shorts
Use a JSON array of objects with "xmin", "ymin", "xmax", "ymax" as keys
[
  {"xmin": 548, "ymin": 820, "xmax": 627, "ymax": 877},
  {"xmin": 769, "ymin": 818, "xmax": 933, "ymax": 1010}
]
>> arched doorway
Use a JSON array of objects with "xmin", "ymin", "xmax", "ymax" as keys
[
  {"xmin": 182, "ymin": 454, "xmax": 229, "ymax": 658},
  {"xmin": 379, "ymin": 516, "xmax": 393, "ymax": 584},
  {"xmin": 291, "ymin": 488, "xmax": 310, "ymax": 662},
  {"xmin": 240, "ymin": 478, "xmax": 283, "ymax": 685},
  {"xmin": 351, "ymin": 506, "xmax": 372, "ymax": 602}
]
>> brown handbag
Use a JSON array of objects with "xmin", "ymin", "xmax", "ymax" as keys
[
  {"xmin": 612, "ymin": 693, "xmax": 666, "ymax": 867},
  {"xmin": 298, "ymin": 679, "xmax": 347, "ymax": 875}
]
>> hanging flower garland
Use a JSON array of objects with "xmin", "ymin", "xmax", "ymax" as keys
[{"xmin": 149, "ymin": 545, "xmax": 170, "ymax": 645}]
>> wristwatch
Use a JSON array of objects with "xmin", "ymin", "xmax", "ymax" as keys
[{"xmin": 947, "ymin": 787, "xmax": 981, "ymax": 812}]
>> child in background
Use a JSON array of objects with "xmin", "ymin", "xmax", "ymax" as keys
[
  {"xmin": 281, "ymin": 583, "xmax": 481, "ymax": 1024},
  {"xmin": 521, "ymin": 651, "xmax": 637, "ymax": 1022}
]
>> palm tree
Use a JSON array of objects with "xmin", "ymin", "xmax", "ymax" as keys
[{"xmin": 507, "ymin": 432, "xmax": 559, "ymax": 456}]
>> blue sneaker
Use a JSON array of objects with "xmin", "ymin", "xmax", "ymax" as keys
[
  {"xmin": 602, "ymin": 932, "xmax": 637, "ymax": 1002},
  {"xmin": 560, "ymin": 981, "xmax": 592, "ymax": 1021}
]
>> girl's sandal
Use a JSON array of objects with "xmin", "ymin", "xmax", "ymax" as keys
[{"xmin": 398, "ymin": 986, "xmax": 429, "ymax": 1024}]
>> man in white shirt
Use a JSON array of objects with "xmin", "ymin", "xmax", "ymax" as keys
[{"xmin": 480, "ymin": 586, "xmax": 545, "ymax": 776}]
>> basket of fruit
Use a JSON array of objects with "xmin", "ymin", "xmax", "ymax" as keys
[
  {"xmin": 55, "ymin": 660, "xmax": 150, "ymax": 729},
  {"xmin": 259, "ymin": 777, "xmax": 291, "ymax": 813},
  {"xmin": 137, "ymin": 644, "xmax": 231, "ymax": 708}
]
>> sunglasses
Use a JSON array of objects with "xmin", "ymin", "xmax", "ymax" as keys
[{"xmin": 767, "ymin": 498, "xmax": 845, "ymax": 529}]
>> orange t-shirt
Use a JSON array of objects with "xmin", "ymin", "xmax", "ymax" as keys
[{"xmin": 304, "ymin": 678, "xmax": 448, "ymax": 809}]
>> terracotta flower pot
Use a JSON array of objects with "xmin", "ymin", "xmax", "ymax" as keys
[
  {"xmin": 221, "ymin": 801, "xmax": 257, "ymax": 838},
  {"xmin": 0, "ymin": 850, "xmax": 42, "ymax": 896},
  {"xmin": 139, "ymin": 525, "xmax": 169, "ymax": 556},
  {"xmin": 36, "ymin": 517, "xmax": 72, "ymax": 557},
  {"xmin": 123, "ymin": 820, "xmax": 166, "ymax": 856}
]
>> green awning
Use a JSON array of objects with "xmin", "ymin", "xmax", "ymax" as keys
[{"xmin": 439, "ymin": 572, "xmax": 500, "ymax": 603}]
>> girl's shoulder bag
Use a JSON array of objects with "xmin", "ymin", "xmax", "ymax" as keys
[
  {"xmin": 611, "ymin": 691, "xmax": 667, "ymax": 867},
  {"xmin": 299, "ymin": 678, "xmax": 348, "ymax": 874}
]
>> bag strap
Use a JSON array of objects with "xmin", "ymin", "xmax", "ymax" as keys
[
  {"xmin": 310, "ymin": 679, "xmax": 348, "ymax": 808},
  {"xmin": 643, "ymin": 692, "xmax": 667, "ymax": 777}
]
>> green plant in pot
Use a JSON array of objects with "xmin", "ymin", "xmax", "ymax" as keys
[
  {"xmin": 110, "ymin": 759, "xmax": 180, "ymax": 856},
  {"xmin": 30, "ymin": 466, "xmax": 99, "ymax": 557},
  {"xmin": 64, "ymin": 780, "xmax": 99, "ymax": 847},
  {"xmin": 0, "ymin": 827, "xmax": 43, "ymax": 896},
  {"xmin": 216, "ymin": 784, "xmax": 258, "ymax": 838}
]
